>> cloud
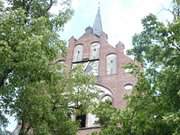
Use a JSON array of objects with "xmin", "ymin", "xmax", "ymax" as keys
[
  {"xmin": 101, "ymin": 0, "xmax": 172, "ymax": 49},
  {"xmin": 60, "ymin": 0, "xmax": 172, "ymax": 49},
  {"xmin": 72, "ymin": 0, "xmax": 80, "ymax": 9}
]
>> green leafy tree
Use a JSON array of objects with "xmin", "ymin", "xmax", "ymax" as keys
[
  {"xmin": 0, "ymin": 127, "xmax": 11, "ymax": 135},
  {"xmin": 127, "ymin": 13, "xmax": 180, "ymax": 135},
  {"xmin": 0, "ymin": 0, "xmax": 3, "ymax": 10},
  {"xmin": 0, "ymin": 0, "xmax": 97, "ymax": 135},
  {"xmin": 172, "ymin": 0, "xmax": 180, "ymax": 20},
  {"xmin": 93, "ymin": 1, "xmax": 180, "ymax": 135}
]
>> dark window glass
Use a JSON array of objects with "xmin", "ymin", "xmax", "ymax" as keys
[{"xmin": 76, "ymin": 114, "xmax": 86, "ymax": 128}]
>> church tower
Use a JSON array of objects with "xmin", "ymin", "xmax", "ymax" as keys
[{"xmin": 65, "ymin": 7, "xmax": 136, "ymax": 135}]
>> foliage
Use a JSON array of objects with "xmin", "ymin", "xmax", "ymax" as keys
[
  {"xmin": 172, "ymin": 0, "xmax": 180, "ymax": 20},
  {"xmin": 91, "ymin": 102, "xmax": 123, "ymax": 135},
  {"xmin": 0, "ymin": 127, "xmax": 11, "ymax": 135},
  {"xmin": 0, "ymin": 0, "xmax": 3, "ymax": 10},
  {"xmin": 0, "ymin": 0, "xmax": 97, "ymax": 135},
  {"xmin": 127, "ymin": 12, "xmax": 180, "ymax": 135},
  {"xmin": 93, "ymin": 1, "xmax": 180, "ymax": 135}
]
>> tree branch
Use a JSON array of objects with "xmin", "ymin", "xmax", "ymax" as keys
[{"xmin": 47, "ymin": 0, "xmax": 53, "ymax": 11}]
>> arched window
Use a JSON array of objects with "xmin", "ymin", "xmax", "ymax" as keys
[
  {"xmin": 106, "ymin": 54, "xmax": 117, "ymax": 75},
  {"xmin": 124, "ymin": 83, "xmax": 133, "ymax": 90},
  {"xmin": 73, "ymin": 45, "xmax": 83, "ymax": 62},
  {"xmin": 124, "ymin": 83, "xmax": 133, "ymax": 96},
  {"xmin": 85, "ymin": 85, "xmax": 113, "ymax": 128},
  {"xmin": 124, "ymin": 68, "xmax": 133, "ymax": 73},
  {"xmin": 90, "ymin": 42, "xmax": 100, "ymax": 59},
  {"xmin": 95, "ymin": 85, "xmax": 113, "ymax": 100},
  {"xmin": 101, "ymin": 95, "xmax": 113, "ymax": 103}
]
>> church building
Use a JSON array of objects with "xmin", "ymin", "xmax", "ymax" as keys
[
  {"xmin": 64, "ymin": 7, "xmax": 137, "ymax": 135},
  {"xmin": 11, "ymin": 5, "xmax": 137, "ymax": 135}
]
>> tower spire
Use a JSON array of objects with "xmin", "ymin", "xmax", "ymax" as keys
[{"xmin": 93, "ymin": 1, "xmax": 103, "ymax": 36}]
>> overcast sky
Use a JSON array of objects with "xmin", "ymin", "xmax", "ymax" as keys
[
  {"xmin": 7, "ymin": 0, "xmax": 173, "ymax": 132},
  {"xmin": 57, "ymin": 0, "xmax": 173, "ymax": 49}
]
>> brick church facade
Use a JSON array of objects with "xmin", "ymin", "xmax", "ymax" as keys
[
  {"xmin": 64, "ymin": 7, "xmax": 137, "ymax": 135},
  {"xmin": 12, "ymin": 6, "xmax": 137, "ymax": 135}
]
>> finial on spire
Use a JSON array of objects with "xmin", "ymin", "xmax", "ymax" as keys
[
  {"xmin": 98, "ymin": 0, "xmax": 100, "ymax": 9},
  {"xmin": 93, "ymin": 0, "xmax": 103, "ymax": 36}
]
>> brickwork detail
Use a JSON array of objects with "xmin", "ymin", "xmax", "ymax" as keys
[{"xmin": 65, "ymin": 28, "xmax": 137, "ymax": 135}]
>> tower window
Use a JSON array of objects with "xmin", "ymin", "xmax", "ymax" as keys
[
  {"xmin": 90, "ymin": 43, "xmax": 100, "ymax": 59},
  {"xmin": 76, "ymin": 114, "xmax": 86, "ymax": 128},
  {"xmin": 73, "ymin": 45, "xmax": 83, "ymax": 62},
  {"xmin": 106, "ymin": 54, "xmax": 117, "ymax": 75}
]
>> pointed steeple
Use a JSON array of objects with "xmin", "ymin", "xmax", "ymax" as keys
[{"xmin": 93, "ymin": 6, "xmax": 103, "ymax": 36}]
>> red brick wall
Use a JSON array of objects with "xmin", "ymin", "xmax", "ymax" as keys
[{"xmin": 65, "ymin": 29, "xmax": 137, "ymax": 135}]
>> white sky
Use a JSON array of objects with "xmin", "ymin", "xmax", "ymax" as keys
[
  {"xmin": 6, "ymin": 0, "xmax": 173, "ymax": 132},
  {"xmin": 61, "ymin": 0, "xmax": 173, "ymax": 49}
]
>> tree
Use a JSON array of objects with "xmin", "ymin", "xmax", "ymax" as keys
[
  {"xmin": 0, "ymin": 0, "xmax": 97, "ymax": 135},
  {"xmin": 93, "ymin": 0, "xmax": 180, "ymax": 135},
  {"xmin": 127, "ymin": 13, "xmax": 180, "ymax": 135},
  {"xmin": 172, "ymin": 0, "xmax": 180, "ymax": 20},
  {"xmin": 0, "ymin": 0, "xmax": 3, "ymax": 11},
  {"xmin": 0, "ymin": 127, "xmax": 11, "ymax": 135}
]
